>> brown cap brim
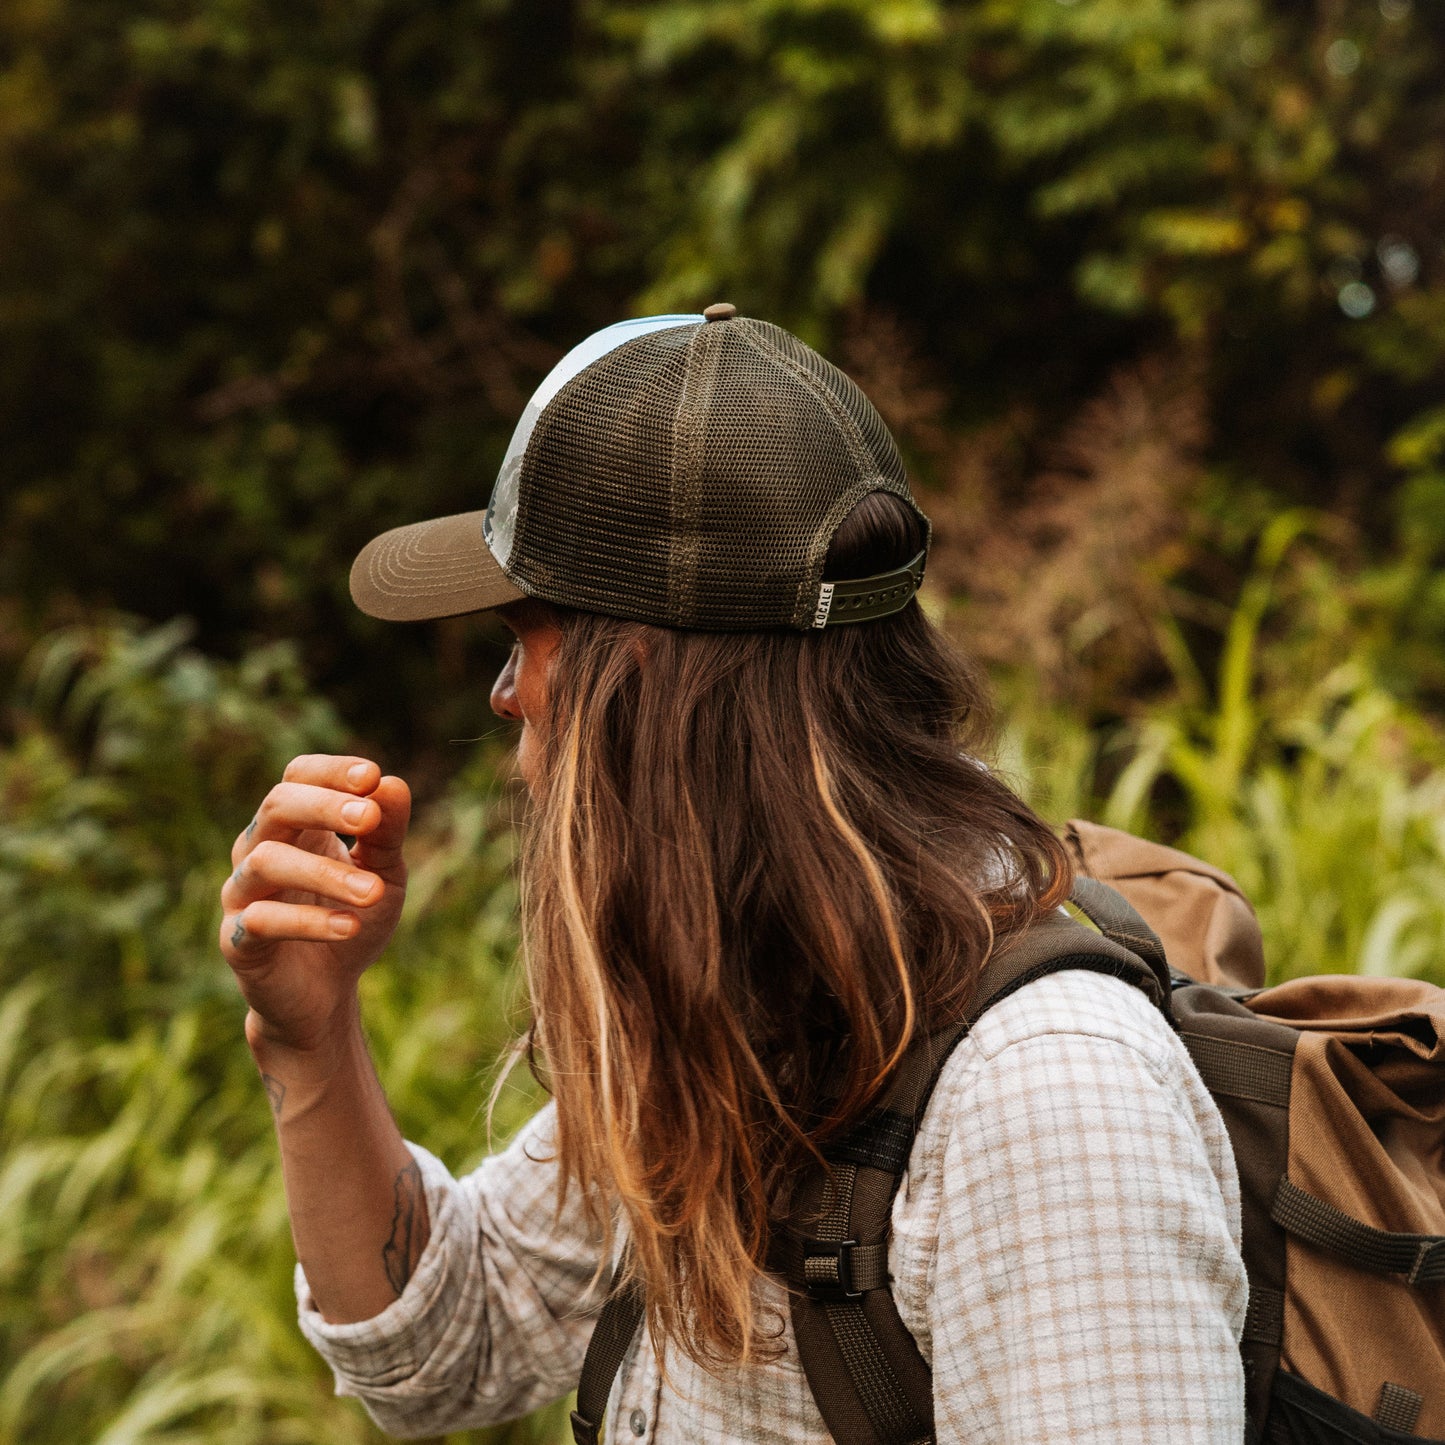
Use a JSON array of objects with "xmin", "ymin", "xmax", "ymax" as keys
[{"xmin": 349, "ymin": 511, "xmax": 527, "ymax": 622}]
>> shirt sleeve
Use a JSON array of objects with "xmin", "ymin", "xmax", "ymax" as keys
[
  {"xmin": 924, "ymin": 987, "xmax": 1248, "ymax": 1442},
  {"xmin": 294, "ymin": 1101, "xmax": 608, "ymax": 1438}
]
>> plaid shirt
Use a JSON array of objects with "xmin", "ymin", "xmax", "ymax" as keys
[{"xmin": 297, "ymin": 970, "xmax": 1248, "ymax": 1441}]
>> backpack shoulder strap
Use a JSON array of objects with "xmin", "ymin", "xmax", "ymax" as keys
[
  {"xmin": 776, "ymin": 894, "xmax": 1170, "ymax": 1445},
  {"xmin": 570, "ymin": 884, "xmax": 1172, "ymax": 1445},
  {"xmin": 570, "ymin": 1267, "xmax": 643, "ymax": 1445}
]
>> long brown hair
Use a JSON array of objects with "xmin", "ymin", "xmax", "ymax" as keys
[{"xmin": 515, "ymin": 490, "xmax": 1071, "ymax": 1367}]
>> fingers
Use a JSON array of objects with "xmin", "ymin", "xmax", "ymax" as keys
[
  {"xmin": 220, "ymin": 756, "xmax": 406, "ymax": 976},
  {"xmin": 349, "ymin": 775, "xmax": 411, "ymax": 870},
  {"xmin": 222, "ymin": 839, "xmax": 384, "ymax": 913},
  {"xmin": 230, "ymin": 756, "xmax": 382, "ymax": 866},
  {"xmin": 232, "ymin": 779, "xmax": 382, "ymax": 867},
  {"xmin": 282, "ymin": 754, "xmax": 382, "ymax": 793},
  {"xmin": 221, "ymin": 899, "xmax": 360, "ymax": 961}
]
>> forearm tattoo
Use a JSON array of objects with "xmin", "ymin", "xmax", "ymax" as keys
[
  {"xmin": 381, "ymin": 1159, "xmax": 425, "ymax": 1296},
  {"xmin": 261, "ymin": 1073, "xmax": 286, "ymax": 1117}
]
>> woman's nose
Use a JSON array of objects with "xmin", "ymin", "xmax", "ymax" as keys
[{"xmin": 490, "ymin": 648, "xmax": 522, "ymax": 721}]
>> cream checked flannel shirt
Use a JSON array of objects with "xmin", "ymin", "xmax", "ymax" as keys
[{"xmin": 296, "ymin": 970, "xmax": 1249, "ymax": 1442}]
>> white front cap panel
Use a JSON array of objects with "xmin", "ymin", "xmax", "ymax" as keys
[{"xmin": 483, "ymin": 314, "xmax": 703, "ymax": 566}]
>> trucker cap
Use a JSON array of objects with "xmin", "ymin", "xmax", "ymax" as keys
[{"xmin": 349, "ymin": 303, "xmax": 930, "ymax": 631}]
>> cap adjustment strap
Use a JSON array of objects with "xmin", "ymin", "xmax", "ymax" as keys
[{"xmin": 813, "ymin": 550, "xmax": 927, "ymax": 628}]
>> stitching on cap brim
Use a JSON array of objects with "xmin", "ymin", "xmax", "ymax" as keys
[{"xmin": 349, "ymin": 511, "xmax": 526, "ymax": 622}]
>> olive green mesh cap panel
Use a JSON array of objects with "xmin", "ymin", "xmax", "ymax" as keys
[{"xmin": 507, "ymin": 315, "xmax": 925, "ymax": 630}]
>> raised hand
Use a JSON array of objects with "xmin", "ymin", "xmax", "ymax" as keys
[{"xmin": 220, "ymin": 754, "xmax": 411, "ymax": 1057}]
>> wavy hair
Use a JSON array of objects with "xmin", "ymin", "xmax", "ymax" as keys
[{"xmin": 512, "ymin": 490, "xmax": 1072, "ymax": 1367}]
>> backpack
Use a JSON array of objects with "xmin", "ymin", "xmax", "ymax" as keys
[{"xmin": 570, "ymin": 822, "xmax": 1445, "ymax": 1445}]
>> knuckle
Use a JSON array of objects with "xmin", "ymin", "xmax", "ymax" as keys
[
  {"xmin": 328, "ymin": 861, "xmax": 358, "ymax": 895},
  {"xmin": 248, "ymin": 838, "xmax": 283, "ymax": 873},
  {"xmin": 229, "ymin": 908, "xmax": 261, "ymax": 946},
  {"xmin": 261, "ymin": 781, "xmax": 291, "ymax": 816},
  {"xmin": 222, "ymin": 913, "xmax": 246, "ymax": 952}
]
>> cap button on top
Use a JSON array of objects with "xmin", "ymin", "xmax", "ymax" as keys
[{"xmin": 702, "ymin": 302, "xmax": 737, "ymax": 322}]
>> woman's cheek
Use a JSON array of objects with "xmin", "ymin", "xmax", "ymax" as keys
[{"xmin": 516, "ymin": 720, "xmax": 539, "ymax": 790}]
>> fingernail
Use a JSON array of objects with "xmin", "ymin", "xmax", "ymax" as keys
[
  {"xmin": 329, "ymin": 912, "xmax": 356, "ymax": 936},
  {"xmin": 345, "ymin": 872, "xmax": 374, "ymax": 900},
  {"xmin": 347, "ymin": 763, "xmax": 371, "ymax": 788},
  {"xmin": 341, "ymin": 800, "xmax": 368, "ymax": 826}
]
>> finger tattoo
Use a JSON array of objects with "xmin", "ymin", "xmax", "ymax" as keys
[
  {"xmin": 381, "ymin": 1159, "xmax": 425, "ymax": 1296},
  {"xmin": 261, "ymin": 1073, "xmax": 287, "ymax": 1117},
  {"xmin": 246, "ymin": 815, "xmax": 258, "ymax": 840},
  {"xmin": 231, "ymin": 917, "xmax": 247, "ymax": 947}
]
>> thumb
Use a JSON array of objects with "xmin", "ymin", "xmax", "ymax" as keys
[{"xmin": 350, "ymin": 774, "xmax": 411, "ymax": 875}]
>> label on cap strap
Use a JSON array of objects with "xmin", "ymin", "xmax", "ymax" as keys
[{"xmin": 813, "ymin": 583, "xmax": 836, "ymax": 628}]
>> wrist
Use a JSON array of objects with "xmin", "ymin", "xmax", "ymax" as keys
[{"xmin": 245, "ymin": 995, "xmax": 365, "ymax": 1085}]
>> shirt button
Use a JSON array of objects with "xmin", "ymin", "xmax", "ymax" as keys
[{"xmin": 629, "ymin": 1406, "xmax": 648, "ymax": 1436}]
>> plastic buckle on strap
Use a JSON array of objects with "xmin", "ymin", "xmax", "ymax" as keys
[
  {"xmin": 801, "ymin": 1238, "xmax": 864, "ymax": 1302},
  {"xmin": 569, "ymin": 1410, "xmax": 600, "ymax": 1445}
]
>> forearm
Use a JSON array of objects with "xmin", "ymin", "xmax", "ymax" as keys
[{"xmin": 249, "ymin": 998, "xmax": 430, "ymax": 1324}]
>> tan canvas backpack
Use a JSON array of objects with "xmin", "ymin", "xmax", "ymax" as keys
[
  {"xmin": 572, "ymin": 823, "xmax": 1445, "ymax": 1444},
  {"xmin": 1071, "ymin": 821, "xmax": 1445, "ymax": 1443}
]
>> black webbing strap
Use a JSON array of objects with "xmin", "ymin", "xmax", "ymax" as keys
[
  {"xmin": 571, "ymin": 1268, "xmax": 644, "ymax": 1445},
  {"xmin": 1240, "ymin": 1284, "xmax": 1284, "ymax": 1347},
  {"xmin": 1180, "ymin": 1032, "xmax": 1292, "ymax": 1108},
  {"xmin": 1067, "ymin": 877, "xmax": 1172, "ymax": 1003},
  {"xmin": 1375, "ymin": 1382, "xmax": 1424, "ymax": 1434},
  {"xmin": 1270, "ymin": 1177, "xmax": 1445, "ymax": 1286},
  {"xmin": 824, "ymin": 1107, "xmax": 917, "ymax": 1174},
  {"xmin": 784, "ymin": 1153, "xmax": 935, "ymax": 1444},
  {"xmin": 571, "ymin": 881, "xmax": 1174, "ymax": 1443}
]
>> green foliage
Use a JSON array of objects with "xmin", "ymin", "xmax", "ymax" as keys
[
  {"xmin": 0, "ymin": 620, "xmax": 559, "ymax": 1444},
  {"xmin": 3, "ymin": 2, "xmax": 1445, "ymax": 1438},
  {"xmin": 3, "ymin": 0, "xmax": 1444, "ymax": 756},
  {"xmin": 1002, "ymin": 522, "xmax": 1445, "ymax": 988},
  {"xmin": 5, "ymin": 567, "xmax": 1445, "ymax": 1438}
]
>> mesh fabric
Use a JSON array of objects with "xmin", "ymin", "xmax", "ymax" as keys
[{"xmin": 506, "ymin": 317, "xmax": 926, "ymax": 630}]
